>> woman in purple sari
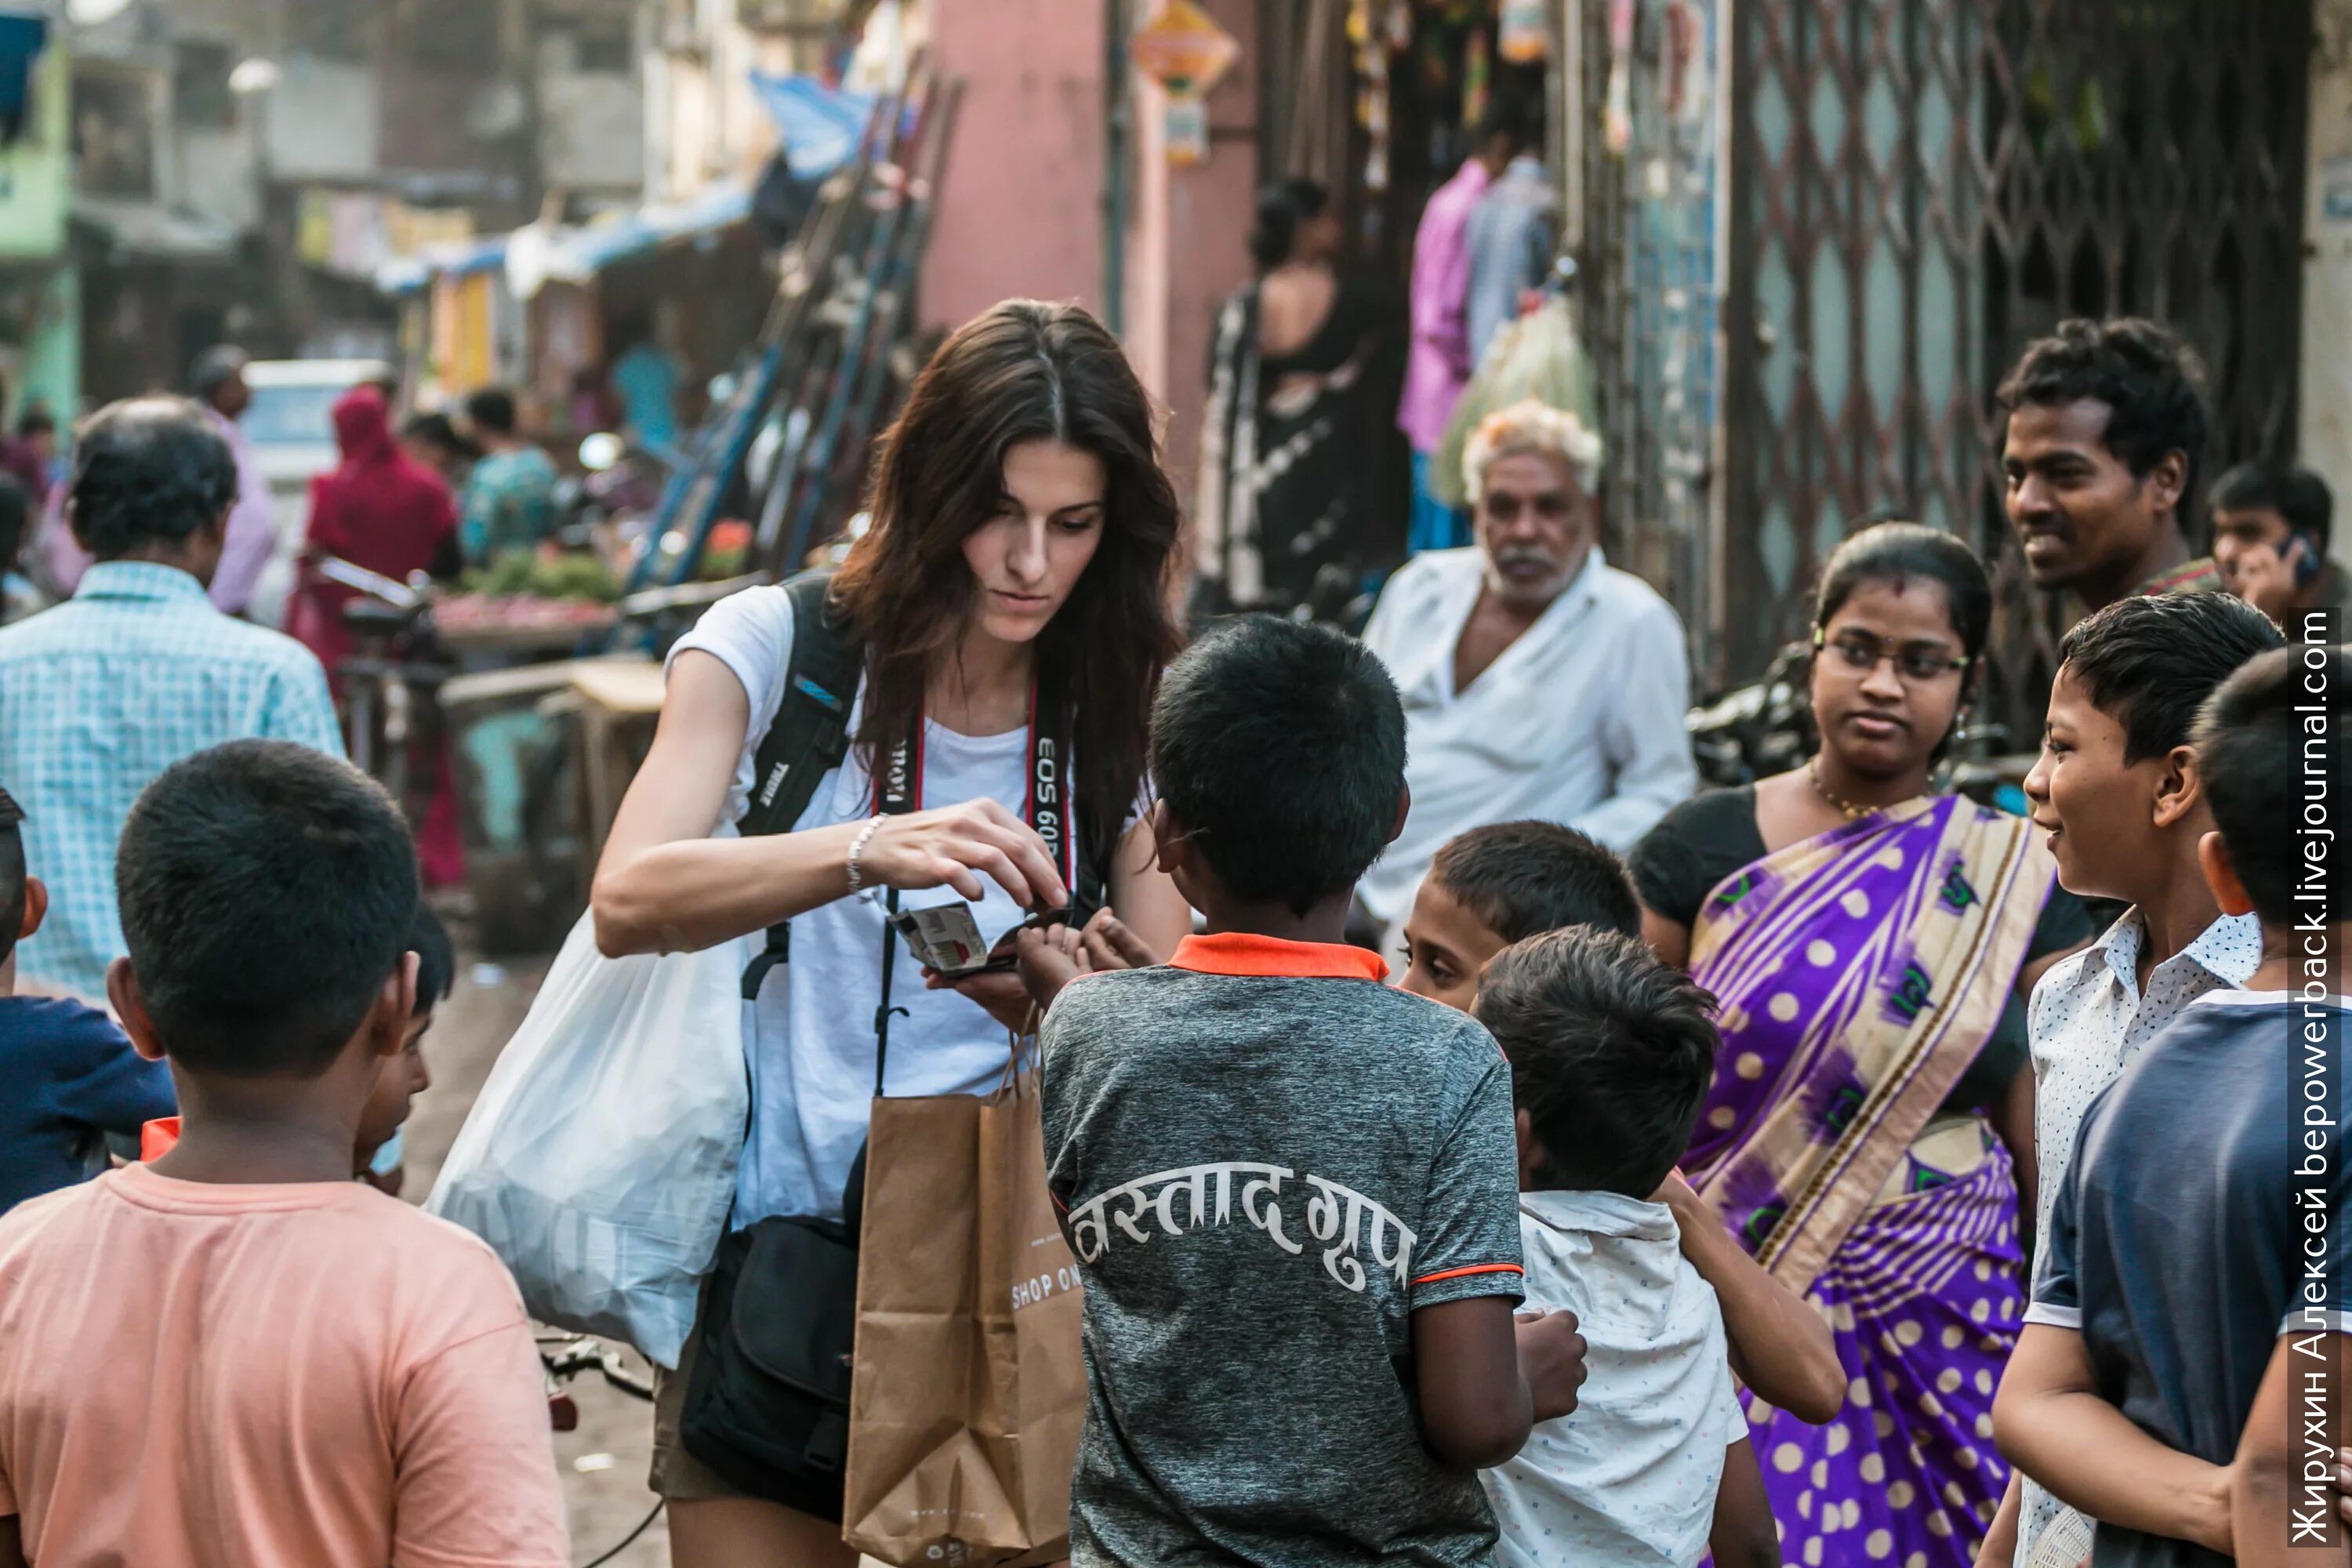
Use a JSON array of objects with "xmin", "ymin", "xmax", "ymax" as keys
[{"xmin": 1631, "ymin": 524, "xmax": 2092, "ymax": 1568}]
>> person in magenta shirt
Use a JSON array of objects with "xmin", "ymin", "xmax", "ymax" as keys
[{"xmin": 1398, "ymin": 94, "xmax": 1540, "ymax": 555}]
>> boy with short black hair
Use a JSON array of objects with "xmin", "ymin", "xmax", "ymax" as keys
[
  {"xmin": 0, "ymin": 784, "xmax": 175, "ymax": 1214},
  {"xmin": 0, "ymin": 741, "xmax": 564, "ymax": 1568},
  {"xmin": 1994, "ymin": 644, "xmax": 2350, "ymax": 1567},
  {"xmin": 1397, "ymin": 821, "xmax": 1847, "ymax": 1432},
  {"xmin": 1030, "ymin": 616, "xmax": 1588, "ymax": 1566},
  {"xmin": 143, "ymin": 902, "xmax": 456, "ymax": 1183},
  {"xmin": 1988, "ymin": 590, "xmax": 2285, "ymax": 1565},
  {"xmin": 1472, "ymin": 926, "xmax": 1777, "ymax": 1567},
  {"xmin": 1398, "ymin": 819, "xmax": 1642, "ymax": 1011}
]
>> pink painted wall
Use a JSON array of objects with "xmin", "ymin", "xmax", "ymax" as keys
[
  {"xmin": 920, "ymin": 0, "xmax": 1260, "ymax": 530},
  {"xmin": 1123, "ymin": 0, "xmax": 1260, "ymax": 517},
  {"xmin": 921, "ymin": 2, "xmax": 1109, "ymax": 332}
]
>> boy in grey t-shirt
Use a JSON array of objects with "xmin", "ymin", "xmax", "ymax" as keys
[{"xmin": 1028, "ymin": 618, "xmax": 1589, "ymax": 1567}]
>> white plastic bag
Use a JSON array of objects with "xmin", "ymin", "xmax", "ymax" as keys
[
  {"xmin": 1432, "ymin": 296, "xmax": 1600, "ymax": 510},
  {"xmin": 427, "ymin": 912, "xmax": 750, "ymax": 1370}
]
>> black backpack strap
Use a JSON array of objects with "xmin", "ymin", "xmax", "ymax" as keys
[{"xmin": 739, "ymin": 570, "xmax": 864, "ymax": 1001}]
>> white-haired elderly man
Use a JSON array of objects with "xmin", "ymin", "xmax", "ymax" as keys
[{"xmin": 1359, "ymin": 399, "xmax": 1696, "ymax": 961}]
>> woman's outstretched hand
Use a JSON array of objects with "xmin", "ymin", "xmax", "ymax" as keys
[{"xmin": 858, "ymin": 798, "xmax": 1069, "ymax": 909}]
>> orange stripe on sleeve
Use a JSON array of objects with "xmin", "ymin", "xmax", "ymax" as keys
[{"xmin": 1412, "ymin": 1263, "xmax": 1526, "ymax": 1285}]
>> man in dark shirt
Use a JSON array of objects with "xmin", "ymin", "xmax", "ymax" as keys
[
  {"xmin": 1999, "ymin": 318, "xmax": 2226, "ymax": 615},
  {"xmin": 0, "ymin": 406, "xmax": 52, "ymax": 510},
  {"xmin": 2209, "ymin": 461, "xmax": 2351, "ymax": 627},
  {"xmin": 1993, "ymin": 645, "xmax": 2350, "ymax": 1567}
]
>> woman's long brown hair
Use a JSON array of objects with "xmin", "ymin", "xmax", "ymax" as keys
[{"xmin": 830, "ymin": 299, "xmax": 1184, "ymax": 866}]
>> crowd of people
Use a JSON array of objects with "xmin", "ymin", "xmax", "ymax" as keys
[
  {"xmin": 0, "ymin": 284, "xmax": 2339, "ymax": 1568},
  {"xmin": 0, "ymin": 348, "xmax": 590, "ymax": 646},
  {"xmin": 1197, "ymin": 92, "xmax": 1561, "ymax": 615}
]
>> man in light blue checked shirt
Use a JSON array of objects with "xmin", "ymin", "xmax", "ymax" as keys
[{"xmin": 0, "ymin": 397, "xmax": 342, "ymax": 1001}]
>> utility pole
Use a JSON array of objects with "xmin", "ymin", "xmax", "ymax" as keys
[{"xmin": 511, "ymin": 0, "xmax": 547, "ymax": 221}]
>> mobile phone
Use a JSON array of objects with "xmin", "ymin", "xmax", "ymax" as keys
[
  {"xmin": 893, "ymin": 902, "xmax": 1076, "ymax": 977},
  {"xmin": 890, "ymin": 902, "xmax": 994, "ymax": 976},
  {"xmin": 2288, "ymin": 532, "xmax": 2324, "ymax": 588},
  {"xmin": 894, "ymin": 902, "xmax": 1087, "ymax": 973}
]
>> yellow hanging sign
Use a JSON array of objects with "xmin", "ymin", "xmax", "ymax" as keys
[{"xmin": 1129, "ymin": 0, "xmax": 1240, "ymax": 96}]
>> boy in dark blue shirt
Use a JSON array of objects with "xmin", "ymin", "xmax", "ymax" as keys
[
  {"xmin": 0, "ymin": 786, "xmax": 172, "ymax": 1212},
  {"xmin": 1994, "ymin": 644, "xmax": 2352, "ymax": 1568}
]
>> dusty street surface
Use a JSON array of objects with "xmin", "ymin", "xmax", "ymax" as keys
[{"xmin": 401, "ymin": 946, "xmax": 672, "ymax": 1568}]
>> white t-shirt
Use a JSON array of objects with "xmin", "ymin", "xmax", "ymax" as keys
[
  {"xmin": 1483, "ymin": 1189, "xmax": 1746, "ymax": 1568},
  {"xmin": 672, "ymin": 583, "xmax": 1090, "ymax": 1225}
]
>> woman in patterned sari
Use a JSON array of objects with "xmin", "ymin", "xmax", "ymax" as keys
[
  {"xmin": 1194, "ymin": 180, "xmax": 1399, "ymax": 619},
  {"xmin": 1632, "ymin": 524, "xmax": 2092, "ymax": 1568}
]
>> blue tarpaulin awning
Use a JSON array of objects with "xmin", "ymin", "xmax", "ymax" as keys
[
  {"xmin": 376, "ymin": 72, "xmax": 871, "ymax": 297},
  {"xmin": 748, "ymin": 71, "xmax": 875, "ymax": 178},
  {"xmin": 541, "ymin": 179, "xmax": 752, "ymax": 281},
  {"xmin": 0, "ymin": 10, "xmax": 47, "ymax": 142},
  {"xmin": 376, "ymin": 233, "xmax": 507, "ymax": 296},
  {"xmin": 374, "ymin": 183, "xmax": 748, "ymax": 297}
]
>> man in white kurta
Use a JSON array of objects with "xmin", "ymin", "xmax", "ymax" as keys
[{"xmin": 1359, "ymin": 401, "xmax": 1695, "ymax": 961}]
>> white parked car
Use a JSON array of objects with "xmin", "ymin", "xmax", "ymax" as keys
[{"xmin": 241, "ymin": 358, "xmax": 393, "ymax": 628}]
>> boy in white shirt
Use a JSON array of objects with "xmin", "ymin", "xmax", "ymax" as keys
[{"xmin": 1472, "ymin": 926, "xmax": 1780, "ymax": 1568}]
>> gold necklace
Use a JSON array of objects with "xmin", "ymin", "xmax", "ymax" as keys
[{"xmin": 1808, "ymin": 757, "xmax": 1873, "ymax": 821}]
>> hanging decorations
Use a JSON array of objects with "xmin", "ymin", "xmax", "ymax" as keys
[
  {"xmin": 1129, "ymin": 0, "xmax": 1241, "ymax": 166},
  {"xmin": 1460, "ymin": 26, "xmax": 1490, "ymax": 132},
  {"xmin": 1497, "ymin": 0, "xmax": 1550, "ymax": 64},
  {"xmin": 1663, "ymin": 0, "xmax": 1709, "ymax": 129},
  {"xmin": 1346, "ymin": 0, "xmax": 1409, "ymax": 191},
  {"xmin": 1603, "ymin": 0, "xmax": 1635, "ymax": 157}
]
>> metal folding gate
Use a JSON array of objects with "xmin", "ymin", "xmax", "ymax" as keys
[{"xmin": 1585, "ymin": 0, "xmax": 2311, "ymax": 718}]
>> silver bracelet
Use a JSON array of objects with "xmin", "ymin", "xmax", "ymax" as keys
[{"xmin": 845, "ymin": 814, "xmax": 887, "ymax": 894}]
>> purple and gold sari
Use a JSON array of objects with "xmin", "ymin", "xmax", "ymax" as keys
[{"xmin": 1684, "ymin": 795, "xmax": 2056, "ymax": 1568}]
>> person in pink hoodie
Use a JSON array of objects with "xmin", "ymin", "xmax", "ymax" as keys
[
  {"xmin": 285, "ymin": 385, "xmax": 459, "ymax": 688},
  {"xmin": 286, "ymin": 385, "xmax": 466, "ymax": 888}
]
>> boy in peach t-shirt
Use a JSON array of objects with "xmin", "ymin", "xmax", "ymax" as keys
[{"xmin": 0, "ymin": 740, "xmax": 565, "ymax": 1568}]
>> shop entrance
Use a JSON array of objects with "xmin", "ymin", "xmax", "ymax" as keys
[{"xmin": 1250, "ymin": 0, "xmax": 1559, "ymax": 566}]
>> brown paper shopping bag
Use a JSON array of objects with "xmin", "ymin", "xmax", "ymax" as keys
[{"xmin": 843, "ymin": 1066, "xmax": 1087, "ymax": 1566}]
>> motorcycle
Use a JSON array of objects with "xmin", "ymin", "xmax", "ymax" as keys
[{"xmin": 316, "ymin": 556, "xmax": 449, "ymax": 828}]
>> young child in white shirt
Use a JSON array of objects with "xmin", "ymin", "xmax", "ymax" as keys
[{"xmin": 1471, "ymin": 925, "xmax": 1780, "ymax": 1568}]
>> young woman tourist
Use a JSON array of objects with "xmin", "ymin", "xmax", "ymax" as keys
[{"xmin": 592, "ymin": 299, "xmax": 1190, "ymax": 1566}]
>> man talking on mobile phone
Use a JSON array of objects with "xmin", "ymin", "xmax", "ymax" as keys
[{"xmin": 2208, "ymin": 459, "xmax": 2349, "ymax": 623}]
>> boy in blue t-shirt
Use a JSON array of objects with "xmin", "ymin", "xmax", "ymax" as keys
[
  {"xmin": 0, "ymin": 786, "xmax": 174, "ymax": 1213},
  {"xmin": 1993, "ymin": 644, "xmax": 2352, "ymax": 1568}
]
